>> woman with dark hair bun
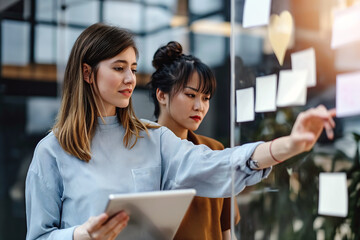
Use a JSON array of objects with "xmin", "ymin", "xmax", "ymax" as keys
[{"xmin": 149, "ymin": 41, "xmax": 240, "ymax": 240}]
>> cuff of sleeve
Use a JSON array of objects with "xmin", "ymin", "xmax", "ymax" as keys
[
  {"xmin": 67, "ymin": 226, "xmax": 78, "ymax": 240},
  {"xmin": 230, "ymin": 141, "xmax": 263, "ymax": 173},
  {"xmin": 230, "ymin": 141, "xmax": 272, "ymax": 192}
]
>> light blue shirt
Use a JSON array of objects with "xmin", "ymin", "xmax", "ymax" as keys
[{"xmin": 25, "ymin": 116, "xmax": 271, "ymax": 239}]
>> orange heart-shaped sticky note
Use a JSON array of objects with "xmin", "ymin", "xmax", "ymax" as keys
[{"xmin": 268, "ymin": 11, "xmax": 293, "ymax": 66}]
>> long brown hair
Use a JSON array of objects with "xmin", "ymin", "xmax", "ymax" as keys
[{"xmin": 53, "ymin": 23, "xmax": 155, "ymax": 162}]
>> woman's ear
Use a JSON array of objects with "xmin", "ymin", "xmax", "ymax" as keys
[
  {"xmin": 82, "ymin": 63, "xmax": 92, "ymax": 84},
  {"xmin": 156, "ymin": 88, "xmax": 168, "ymax": 105}
]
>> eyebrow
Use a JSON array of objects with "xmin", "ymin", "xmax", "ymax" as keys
[
  {"xmin": 184, "ymin": 86, "xmax": 199, "ymax": 92},
  {"xmin": 113, "ymin": 60, "xmax": 137, "ymax": 66}
]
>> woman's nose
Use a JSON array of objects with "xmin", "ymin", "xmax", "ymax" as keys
[
  {"xmin": 124, "ymin": 69, "xmax": 135, "ymax": 84},
  {"xmin": 193, "ymin": 98, "xmax": 204, "ymax": 111}
]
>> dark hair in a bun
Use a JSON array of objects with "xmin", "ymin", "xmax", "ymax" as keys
[
  {"xmin": 152, "ymin": 41, "xmax": 183, "ymax": 70},
  {"xmin": 148, "ymin": 41, "xmax": 216, "ymax": 118}
]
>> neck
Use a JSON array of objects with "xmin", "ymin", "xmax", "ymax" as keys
[{"xmin": 158, "ymin": 115, "xmax": 188, "ymax": 140}]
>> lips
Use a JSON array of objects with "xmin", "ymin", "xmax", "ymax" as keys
[
  {"xmin": 190, "ymin": 116, "xmax": 201, "ymax": 122},
  {"xmin": 118, "ymin": 89, "xmax": 132, "ymax": 97}
]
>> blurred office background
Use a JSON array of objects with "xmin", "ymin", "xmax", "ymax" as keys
[{"xmin": 1, "ymin": 0, "xmax": 360, "ymax": 239}]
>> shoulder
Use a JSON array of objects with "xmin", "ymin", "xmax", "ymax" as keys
[
  {"xmin": 34, "ymin": 131, "xmax": 61, "ymax": 155},
  {"xmin": 139, "ymin": 119, "xmax": 176, "ymax": 142},
  {"xmin": 188, "ymin": 131, "xmax": 224, "ymax": 150},
  {"xmin": 140, "ymin": 118, "xmax": 160, "ymax": 126},
  {"xmin": 27, "ymin": 131, "xmax": 64, "ymax": 193},
  {"xmin": 140, "ymin": 119, "xmax": 175, "ymax": 135},
  {"xmin": 29, "ymin": 131, "xmax": 63, "ymax": 174}
]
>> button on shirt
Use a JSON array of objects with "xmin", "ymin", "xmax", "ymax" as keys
[{"xmin": 25, "ymin": 116, "xmax": 271, "ymax": 239}]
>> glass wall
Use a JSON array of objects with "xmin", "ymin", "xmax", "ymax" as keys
[{"xmin": 231, "ymin": 0, "xmax": 360, "ymax": 239}]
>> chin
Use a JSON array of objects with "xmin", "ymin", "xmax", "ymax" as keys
[
  {"xmin": 188, "ymin": 124, "xmax": 200, "ymax": 132},
  {"xmin": 117, "ymin": 101, "xmax": 130, "ymax": 108}
]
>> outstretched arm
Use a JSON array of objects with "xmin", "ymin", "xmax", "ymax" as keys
[{"xmin": 251, "ymin": 105, "xmax": 336, "ymax": 169}]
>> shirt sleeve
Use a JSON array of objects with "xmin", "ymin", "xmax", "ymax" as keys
[
  {"xmin": 25, "ymin": 141, "xmax": 75, "ymax": 240},
  {"xmin": 159, "ymin": 127, "xmax": 271, "ymax": 198}
]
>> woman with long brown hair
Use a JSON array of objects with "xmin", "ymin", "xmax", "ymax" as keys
[{"xmin": 25, "ymin": 23, "xmax": 336, "ymax": 240}]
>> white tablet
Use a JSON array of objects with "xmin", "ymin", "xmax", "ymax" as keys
[{"xmin": 105, "ymin": 189, "xmax": 196, "ymax": 240}]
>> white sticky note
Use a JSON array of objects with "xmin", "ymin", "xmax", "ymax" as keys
[
  {"xmin": 255, "ymin": 74, "xmax": 277, "ymax": 112},
  {"xmin": 276, "ymin": 70, "xmax": 307, "ymax": 107},
  {"xmin": 236, "ymin": 88, "xmax": 254, "ymax": 122},
  {"xmin": 331, "ymin": 4, "xmax": 360, "ymax": 49},
  {"xmin": 336, "ymin": 71, "xmax": 360, "ymax": 117},
  {"xmin": 242, "ymin": 0, "xmax": 272, "ymax": 28},
  {"xmin": 318, "ymin": 172, "xmax": 348, "ymax": 217},
  {"xmin": 291, "ymin": 48, "xmax": 317, "ymax": 87}
]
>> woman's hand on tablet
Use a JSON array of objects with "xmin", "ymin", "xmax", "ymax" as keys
[{"xmin": 74, "ymin": 211, "xmax": 129, "ymax": 240}]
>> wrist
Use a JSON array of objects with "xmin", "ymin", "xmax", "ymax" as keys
[
  {"xmin": 269, "ymin": 139, "xmax": 282, "ymax": 163},
  {"xmin": 269, "ymin": 136, "xmax": 300, "ymax": 164},
  {"xmin": 286, "ymin": 135, "xmax": 304, "ymax": 156}
]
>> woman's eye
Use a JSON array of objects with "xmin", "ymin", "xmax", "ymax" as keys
[
  {"xmin": 204, "ymin": 97, "xmax": 210, "ymax": 101},
  {"xmin": 186, "ymin": 94, "xmax": 195, "ymax": 98},
  {"xmin": 132, "ymin": 69, "xmax": 137, "ymax": 74},
  {"xmin": 114, "ymin": 67, "xmax": 123, "ymax": 71}
]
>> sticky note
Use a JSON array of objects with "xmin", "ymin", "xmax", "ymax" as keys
[
  {"xmin": 318, "ymin": 172, "xmax": 348, "ymax": 217},
  {"xmin": 255, "ymin": 74, "xmax": 277, "ymax": 112},
  {"xmin": 276, "ymin": 70, "xmax": 307, "ymax": 107},
  {"xmin": 242, "ymin": 0, "xmax": 272, "ymax": 28},
  {"xmin": 336, "ymin": 71, "xmax": 360, "ymax": 117},
  {"xmin": 331, "ymin": 4, "xmax": 360, "ymax": 49},
  {"xmin": 291, "ymin": 48, "xmax": 316, "ymax": 87},
  {"xmin": 236, "ymin": 88, "xmax": 254, "ymax": 122}
]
